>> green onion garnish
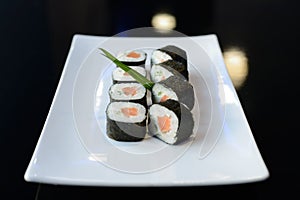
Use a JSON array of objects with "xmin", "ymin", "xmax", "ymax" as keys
[{"xmin": 99, "ymin": 48, "xmax": 154, "ymax": 90}]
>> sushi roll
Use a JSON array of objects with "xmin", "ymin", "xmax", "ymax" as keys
[
  {"xmin": 150, "ymin": 60, "xmax": 188, "ymax": 82},
  {"xmin": 116, "ymin": 49, "xmax": 147, "ymax": 67},
  {"xmin": 109, "ymin": 82, "xmax": 147, "ymax": 106},
  {"xmin": 106, "ymin": 102, "xmax": 147, "ymax": 141},
  {"xmin": 151, "ymin": 45, "xmax": 187, "ymax": 68},
  {"xmin": 148, "ymin": 99, "xmax": 194, "ymax": 145},
  {"xmin": 112, "ymin": 66, "xmax": 147, "ymax": 83},
  {"xmin": 151, "ymin": 75, "xmax": 195, "ymax": 110}
]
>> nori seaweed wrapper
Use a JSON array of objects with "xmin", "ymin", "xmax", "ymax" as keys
[
  {"xmin": 106, "ymin": 116, "xmax": 147, "ymax": 142},
  {"xmin": 159, "ymin": 45, "xmax": 187, "ymax": 68},
  {"xmin": 148, "ymin": 99, "xmax": 194, "ymax": 144},
  {"xmin": 109, "ymin": 92, "xmax": 148, "ymax": 107},
  {"xmin": 112, "ymin": 80, "xmax": 138, "ymax": 84},
  {"xmin": 116, "ymin": 62, "xmax": 146, "ymax": 68},
  {"xmin": 110, "ymin": 96, "xmax": 147, "ymax": 108},
  {"xmin": 153, "ymin": 75, "xmax": 195, "ymax": 110},
  {"xmin": 159, "ymin": 60, "xmax": 189, "ymax": 81}
]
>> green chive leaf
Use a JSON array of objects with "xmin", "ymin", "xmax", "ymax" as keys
[{"xmin": 99, "ymin": 48, "xmax": 154, "ymax": 90}]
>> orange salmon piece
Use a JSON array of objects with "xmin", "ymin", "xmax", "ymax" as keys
[
  {"xmin": 122, "ymin": 87, "xmax": 137, "ymax": 96},
  {"xmin": 127, "ymin": 51, "xmax": 141, "ymax": 58},
  {"xmin": 160, "ymin": 95, "xmax": 169, "ymax": 102},
  {"xmin": 121, "ymin": 107, "xmax": 138, "ymax": 117},
  {"xmin": 157, "ymin": 115, "xmax": 171, "ymax": 133}
]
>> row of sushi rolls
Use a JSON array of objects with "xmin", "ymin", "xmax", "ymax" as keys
[{"xmin": 106, "ymin": 45, "xmax": 195, "ymax": 145}]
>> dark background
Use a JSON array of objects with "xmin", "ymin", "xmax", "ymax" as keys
[{"xmin": 1, "ymin": 0, "xmax": 299, "ymax": 199}]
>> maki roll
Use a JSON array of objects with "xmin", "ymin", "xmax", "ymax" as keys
[
  {"xmin": 151, "ymin": 75, "xmax": 195, "ymax": 110},
  {"xmin": 151, "ymin": 45, "xmax": 187, "ymax": 68},
  {"xmin": 148, "ymin": 99, "xmax": 194, "ymax": 145},
  {"xmin": 99, "ymin": 47, "xmax": 195, "ymax": 144},
  {"xmin": 116, "ymin": 49, "xmax": 147, "ymax": 67},
  {"xmin": 109, "ymin": 82, "xmax": 147, "ymax": 106},
  {"xmin": 112, "ymin": 66, "xmax": 147, "ymax": 83},
  {"xmin": 106, "ymin": 102, "xmax": 147, "ymax": 141},
  {"xmin": 150, "ymin": 60, "xmax": 188, "ymax": 82}
]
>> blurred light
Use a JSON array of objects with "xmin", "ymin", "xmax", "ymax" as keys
[
  {"xmin": 151, "ymin": 13, "xmax": 176, "ymax": 30},
  {"xmin": 223, "ymin": 48, "xmax": 248, "ymax": 89}
]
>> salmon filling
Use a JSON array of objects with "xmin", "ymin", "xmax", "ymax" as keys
[
  {"xmin": 160, "ymin": 95, "xmax": 169, "ymax": 102},
  {"xmin": 157, "ymin": 115, "xmax": 171, "ymax": 133},
  {"xmin": 122, "ymin": 87, "xmax": 137, "ymax": 96},
  {"xmin": 121, "ymin": 107, "xmax": 138, "ymax": 117},
  {"xmin": 127, "ymin": 51, "xmax": 141, "ymax": 58}
]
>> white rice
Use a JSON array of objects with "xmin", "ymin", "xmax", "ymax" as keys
[
  {"xmin": 151, "ymin": 50, "xmax": 172, "ymax": 65},
  {"xmin": 107, "ymin": 102, "xmax": 146, "ymax": 123},
  {"xmin": 150, "ymin": 64, "xmax": 173, "ymax": 82},
  {"xmin": 116, "ymin": 50, "xmax": 146, "ymax": 62},
  {"xmin": 152, "ymin": 83, "xmax": 178, "ymax": 103},
  {"xmin": 109, "ymin": 83, "xmax": 146, "ymax": 100},
  {"xmin": 112, "ymin": 67, "xmax": 146, "ymax": 82}
]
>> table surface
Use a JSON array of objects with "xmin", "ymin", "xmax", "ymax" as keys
[{"xmin": 1, "ymin": 0, "xmax": 299, "ymax": 199}]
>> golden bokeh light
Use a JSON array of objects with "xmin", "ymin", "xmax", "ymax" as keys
[
  {"xmin": 223, "ymin": 48, "xmax": 249, "ymax": 89},
  {"xmin": 151, "ymin": 13, "xmax": 176, "ymax": 31}
]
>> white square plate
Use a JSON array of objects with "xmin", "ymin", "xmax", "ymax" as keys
[{"xmin": 24, "ymin": 33, "xmax": 269, "ymax": 186}]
